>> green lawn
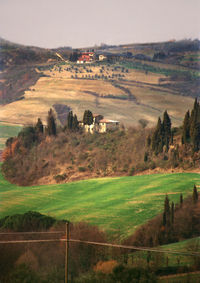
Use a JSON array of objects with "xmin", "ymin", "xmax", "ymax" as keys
[
  {"xmin": 0, "ymin": 170, "xmax": 199, "ymax": 239},
  {"xmin": 0, "ymin": 123, "xmax": 22, "ymax": 149}
]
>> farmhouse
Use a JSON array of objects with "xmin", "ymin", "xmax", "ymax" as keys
[
  {"xmin": 77, "ymin": 52, "xmax": 94, "ymax": 64},
  {"xmin": 99, "ymin": 54, "xmax": 107, "ymax": 61},
  {"xmin": 80, "ymin": 114, "xmax": 119, "ymax": 134}
]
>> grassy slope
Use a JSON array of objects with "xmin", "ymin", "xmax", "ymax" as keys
[
  {"xmin": 161, "ymin": 237, "xmax": 200, "ymax": 267},
  {"xmin": 0, "ymin": 170, "xmax": 199, "ymax": 239},
  {"xmin": 132, "ymin": 237, "xmax": 200, "ymax": 270},
  {"xmin": 0, "ymin": 123, "xmax": 22, "ymax": 149},
  {"xmin": 158, "ymin": 272, "xmax": 200, "ymax": 283}
]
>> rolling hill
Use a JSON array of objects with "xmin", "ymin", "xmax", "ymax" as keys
[
  {"xmin": 0, "ymin": 39, "xmax": 199, "ymax": 138},
  {"xmin": 0, "ymin": 168, "xmax": 199, "ymax": 239}
]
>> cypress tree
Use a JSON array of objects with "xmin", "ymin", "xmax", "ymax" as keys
[
  {"xmin": 180, "ymin": 193, "xmax": 183, "ymax": 208},
  {"xmin": 83, "ymin": 110, "xmax": 93, "ymax": 125},
  {"xmin": 193, "ymin": 184, "xmax": 198, "ymax": 204},
  {"xmin": 190, "ymin": 98, "xmax": 199, "ymax": 140},
  {"xmin": 163, "ymin": 110, "xmax": 171, "ymax": 151},
  {"xmin": 192, "ymin": 120, "xmax": 200, "ymax": 152},
  {"xmin": 182, "ymin": 110, "xmax": 190, "ymax": 144},
  {"xmin": 47, "ymin": 108, "xmax": 56, "ymax": 136},
  {"xmin": 72, "ymin": 114, "xmax": 79, "ymax": 130},
  {"xmin": 67, "ymin": 111, "xmax": 73, "ymax": 130},
  {"xmin": 35, "ymin": 118, "xmax": 43, "ymax": 134},
  {"xmin": 171, "ymin": 201, "xmax": 174, "ymax": 224},
  {"xmin": 151, "ymin": 117, "xmax": 163, "ymax": 153},
  {"xmin": 83, "ymin": 110, "xmax": 88, "ymax": 125},
  {"xmin": 146, "ymin": 135, "xmax": 151, "ymax": 147},
  {"xmin": 163, "ymin": 211, "xmax": 166, "ymax": 226},
  {"xmin": 164, "ymin": 194, "xmax": 170, "ymax": 226}
]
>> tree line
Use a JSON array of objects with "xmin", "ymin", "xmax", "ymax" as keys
[
  {"xmin": 146, "ymin": 98, "xmax": 200, "ymax": 156},
  {"xmin": 124, "ymin": 185, "xmax": 200, "ymax": 248},
  {"xmin": 182, "ymin": 98, "xmax": 200, "ymax": 152}
]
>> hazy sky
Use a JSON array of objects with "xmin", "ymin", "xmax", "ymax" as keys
[{"xmin": 0, "ymin": 0, "xmax": 199, "ymax": 48}]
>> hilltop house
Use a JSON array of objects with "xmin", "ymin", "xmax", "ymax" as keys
[
  {"xmin": 99, "ymin": 54, "xmax": 107, "ymax": 61},
  {"xmin": 80, "ymin": 114, "xmax": 119, "ymax": 134},
  {"xmin": 77, "ymin": 52, "xmax": 94, "ymax": 64}
]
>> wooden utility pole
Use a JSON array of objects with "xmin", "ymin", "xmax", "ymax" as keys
[{"xmin": 65, "ymin": 221, "xmax": 70, "ymax": 283}]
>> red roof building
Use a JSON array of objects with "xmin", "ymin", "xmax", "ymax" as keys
[{"xmin": 77, "ymin": 52, "xmax": 94, "ymax": 64}]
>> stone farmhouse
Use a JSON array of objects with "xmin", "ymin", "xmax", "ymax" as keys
[{"xmin": 79, "ymin": 114, "xmax": 119, "ymax": 134}]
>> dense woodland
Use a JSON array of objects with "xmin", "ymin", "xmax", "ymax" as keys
[{"xmin": 2, "ymin": 99, "xmax": 200, "ymax": 186}]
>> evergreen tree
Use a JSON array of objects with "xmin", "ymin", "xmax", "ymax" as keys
[
  {"xmin": 190, "ymin": 98, "xmax": 200, "ymax": 142},
  {"xmin": 151, "ymin": 117, "xmax": 163, "ymax": 153},
  {"xmin": 67, "ymin": 111, "xmax": 73, "ymax": 130},
  {"xmin": 163, "ymin": 211, "xmax": 166, "ymax": 226},
  {"xmin": 83, "ymin": 110, "xmax": 93, "ymax": 125},
  {"xmin": 192, "ymin": 120, "xmax": 200, "ymax": 152},
  {"xmin": 182, "ymin": 110, "xmax": 190, "ymax": 144},
  {"xmin": 180, "ymin": 193, "xmax": 183, "ymax": 208},
  {"xmin": 72, "ymin": 114, "xmax": 79, "ymax": 130},
  {"xmin": 171, "ymin": 202, "xmax": 174, "ymax": 224},
  {"xmin": 164, "ymin": 195, "xmax": 170, "ymax": 226},
  {"xmin": 144, "ymin": 152, "xmax": 148, "ymax": 162},
  {"xmin": 146, "ymin": 135, "xmax": 151, "ymax": 147},
  {"xmin": 46, "ymin": 108, "xmax": 56, "ymax": 136},
  {"xmin": 163, "ymin": 110, "xmax": 171, "ymax": 151},
  {"xmin": 35, "ymin": 118, "xmax": 43, "ymax": 134},
  {"xmin": 193, "ymin": 184, "xmax": 198, "ymax": 204}
]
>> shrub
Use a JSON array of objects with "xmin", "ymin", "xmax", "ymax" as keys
[
  {"xmin": 94, "ymin": 260, "xmax": 118, "ymax": 274},
  {"xmin": 129, "ymin": 166, "xmax": 135, "ymax": 176},
  {"xmin": 54, "ymin": 174, "xmax": 67, "ymax": 183},
  {"xmin": 78, "ymin": 167, "xmax": 86, "ymax": 172},
  {"xmin": 0, "ymin": 211, "xmax": 56, "ymax": 232},
  {"xmin": 9, "ymin": 264, "xmax": 39, "ymax": 283}
]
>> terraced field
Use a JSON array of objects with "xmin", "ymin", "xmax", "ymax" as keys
[{"xmin": 0, "ymin": 170, "xmax": 199, "ymax": 239}]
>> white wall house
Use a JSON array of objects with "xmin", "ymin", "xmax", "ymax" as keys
[
  {"xmin": 99, "ymin": 54, "xmax": 107, "ymax": 61},
  {"xmin": 79, "ymin": 114, "xmax": 119, "ymax": 134}
]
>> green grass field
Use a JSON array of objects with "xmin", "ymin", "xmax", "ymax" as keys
[
  {"xmin": 0, "ymin": 170, "xmax": 199, "ymax": 239},
  {"xmin": 0, "ymin": 123, "xmax": 22, "ymax": 149},
  {"xmin": 158, "ymin": 272, "xmax": 200, "ymax": 283},
  {"xmin": 130, "ymin": 237, "xmax": 200, "ymax": 270}
]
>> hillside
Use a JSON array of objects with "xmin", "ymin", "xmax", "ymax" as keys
[
  {"xmin": 2, "ymin": 100, "xmax": 200, "ymax": 186},
  {"xmin": 0, "ymin": 39, "xmax": 199, "ymax": 131},
  {"xmin": 0, "ymin": 168, "xmax": 199, "ymax": 239}
]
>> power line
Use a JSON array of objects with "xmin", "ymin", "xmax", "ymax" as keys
[
  {"xmin": 0, "ymin": 238, "xmax": 200, "ymax": 257},
  {"xmin": 0, "ymin": 239, "xmax": 61, "ymax": 244},
  {"xmin": 69, "ymin": 239, "xmax": 200, "ymax": 257},
  {"xmin": 0, "ymin": 231, "xmax": 64, "ymax": 235}
]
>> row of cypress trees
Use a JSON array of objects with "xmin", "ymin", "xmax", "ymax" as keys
[
  {"xmin": 40, "ymin": 108, "xmax": 94, "ymax": 135},
  {"xmin": 66, "ymin": 111, "xmax": 79, "ymax": 130},
  {"xmin": 66, "ymin": 109, "xmax": 93, "ymax": 130},
  {"xmin": 163, "ymin": 185, "xmax": 198, "ymax": 228},
  {"xmin": 182, "ymin": 98, "xmax": 200, "ymax": 151},
  {"xmin": 147, "ymin": 98, "xmax": 199, "ymax": 155}
]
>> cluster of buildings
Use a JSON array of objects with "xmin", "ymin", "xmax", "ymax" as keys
[
  {"xmin": 80, "ymin": 114, "xmax": 119, "ymax": 134},
  {"xmin": 77, "ymin": 52, "xmax": 107, "ymax": 64}
]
